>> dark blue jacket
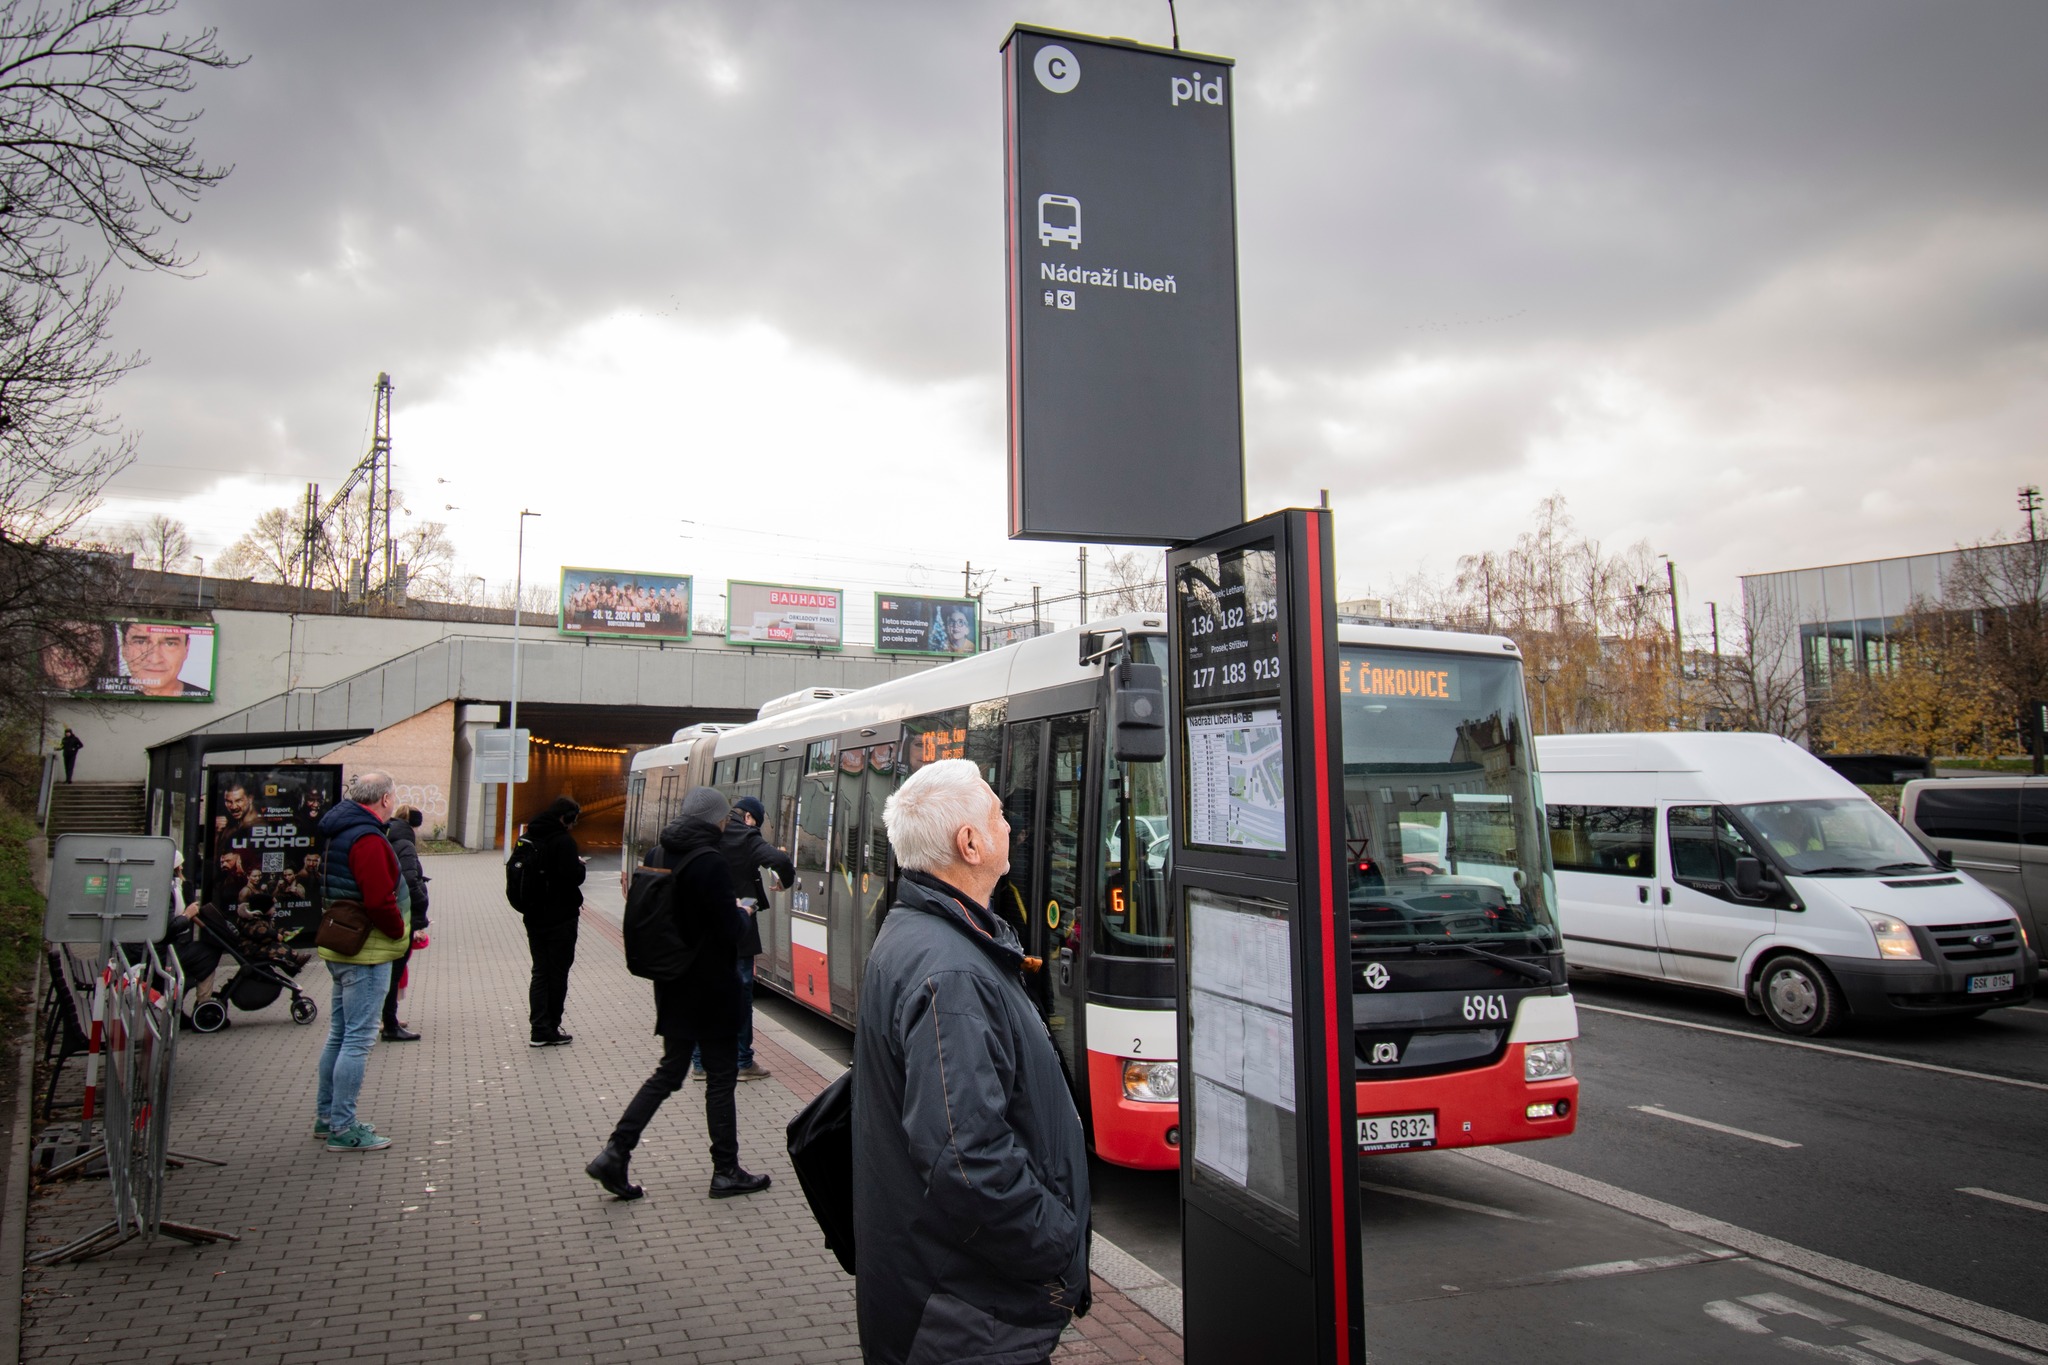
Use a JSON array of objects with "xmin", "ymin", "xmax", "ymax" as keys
[{"xmin": 852, "ymin": 871, "xmax": 1090, "ymax": 1365}]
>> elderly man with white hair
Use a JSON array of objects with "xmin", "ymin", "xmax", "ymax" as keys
[{"xmin": 852, "ymin": 758, "xmax": 1091, "ymax": 1365}]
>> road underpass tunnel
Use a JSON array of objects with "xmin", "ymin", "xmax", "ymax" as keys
[{"xmin": 501, "ymin": 703, "xmax": 753, "ymax": 849}]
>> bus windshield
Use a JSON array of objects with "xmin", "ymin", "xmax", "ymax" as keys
[
  {"xmin": 1098, "ymin": 635, "xmax": 1173, "ymax": 959},
  {"xmin": 1340, "ymin": 644, "xmax": 1556, "ymax": 946}
]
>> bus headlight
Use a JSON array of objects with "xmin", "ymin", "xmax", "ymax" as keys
[
  {"xmin": 1856, "ymin": 910, "xmax": 1922, "ymax": 960},
  {"xmin": 1122, "ymin": 1060, "xmax": 1179, "ymax": 1103},
  {"xmin": 1524, "ymin": 1042, "xmax": 1573, "ymax": 1082}
]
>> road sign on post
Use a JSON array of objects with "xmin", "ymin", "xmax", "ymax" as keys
[
  {"xmin": 475, "ymin": 728, "xmax": 530, "ymax": 785},
  {"xmin": 1002, "ymin": 24, "xmax": 1245, "ymax": 544},
  {"xmin": 1167, "ymin": 507, "xmax": 1363, "ymax": 1365}
]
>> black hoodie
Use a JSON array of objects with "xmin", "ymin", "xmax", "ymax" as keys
[
  {"xmin": 518, "ymin": 809, "xmax": 586, "ymax": 922},
  {"xmin": 647, "ymin": 810, "xmax": 748, "ymax": 1038}
]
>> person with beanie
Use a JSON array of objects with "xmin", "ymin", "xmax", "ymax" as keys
[{"xmin": 586, "ymin": 785, "xmax": 771, "ymax": 1201}]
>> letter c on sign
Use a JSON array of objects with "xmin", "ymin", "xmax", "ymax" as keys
[{"xmin": 1034, "ymin": 44, "xmax": 1079, "ymax": 94}]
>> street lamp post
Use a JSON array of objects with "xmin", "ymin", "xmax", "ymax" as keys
[{"xmin": 503, "ymin": 510, "xmax": 540, "ymax": 858}]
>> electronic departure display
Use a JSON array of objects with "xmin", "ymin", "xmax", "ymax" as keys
[{"xmin": 1176, "ymin": 541, "xmax": 1282, "ymax": 707}]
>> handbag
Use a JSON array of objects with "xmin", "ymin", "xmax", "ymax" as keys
[
  {"xmin": 315, "ymin": 898, "xmax": 373, "ymax": 956},
  {"xmin": 785, "ymin": 1067, "xmax": 855, "ymax": 1274}
]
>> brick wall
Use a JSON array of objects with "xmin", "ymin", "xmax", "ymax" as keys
[{"xmin": 318, "ymin": 700, "xmax": 456, "ymax": 838}]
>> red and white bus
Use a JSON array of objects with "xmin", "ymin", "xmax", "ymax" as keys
[{"xmin": 623, "ymin": 614, "xmax": 1578, "ymax": 1170}]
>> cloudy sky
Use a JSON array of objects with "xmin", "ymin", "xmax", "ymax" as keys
[{"xmin": 85, "ymin": 0, "xmax": 2048, "ymax": 640}]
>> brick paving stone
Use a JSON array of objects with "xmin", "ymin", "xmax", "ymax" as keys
[{"xmin": 20, "ymin": 851, "xmax": 1185, "ymax": 1363}]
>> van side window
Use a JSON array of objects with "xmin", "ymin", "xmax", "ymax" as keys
[
  {"xmin": 1547, "ymin": 805, "xmax": 1656, "ymax": 877},
  {"xmin": 1914, "ymin": 786, "xmax": 2020, "ymax": 846},
  {"xmin": 1668, "ymin": 805, "xmax": 1769, "ymax": 898}
]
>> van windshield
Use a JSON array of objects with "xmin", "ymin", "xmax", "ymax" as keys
[{"xmin": 1733, "ymin": 799, "xmax": 1934, "ymax": 876}]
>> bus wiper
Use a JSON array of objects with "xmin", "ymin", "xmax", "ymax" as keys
[{"xmin": 1413, "ymin": 940, "xmax": 1555, "ymax": 984}]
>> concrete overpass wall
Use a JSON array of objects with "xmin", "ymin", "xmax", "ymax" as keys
[{"xmin": 48, "ymin": 606, "xmax": 938, "ymax": 785}]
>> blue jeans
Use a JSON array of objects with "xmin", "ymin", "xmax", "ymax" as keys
[
  {"xmin": 692, "ymin": 957, "xmax": 757, "ymax": 1070},
  {"xmin": 316, "ymin": 961, "xmax": 391, "ymax": 1131}
]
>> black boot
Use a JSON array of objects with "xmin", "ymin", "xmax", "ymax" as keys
[
  {"xmin": 709, "ymin": 1164, "xmax": 770, "ymax": 1199},
  {"xmin": 585, "ymin": 1142, "xmax": 643, "ymax": 1200}
]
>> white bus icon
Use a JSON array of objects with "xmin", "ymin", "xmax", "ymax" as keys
[{"xmin": 1037, "ymin": 194, "xmax": 1081, "ymax": 249}]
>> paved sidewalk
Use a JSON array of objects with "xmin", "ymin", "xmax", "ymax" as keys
[{"xmin": 21, "ymin": 852, "xmax": 1184, "ymax": 1364}]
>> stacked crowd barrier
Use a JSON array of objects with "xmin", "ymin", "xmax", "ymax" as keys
[{"xmin": 31, "ymin": 943, "xmax": 238, "ymax": 1265}]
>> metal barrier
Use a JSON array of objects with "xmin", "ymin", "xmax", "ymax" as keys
[{"xmin": 31, "ymin": 943, "xmax": 240, "ymax": 1265}]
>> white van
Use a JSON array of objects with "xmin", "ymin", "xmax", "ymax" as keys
[{"xmin": 1537, "ymin": 732, "xmax": 2038, "ymax": 1035}]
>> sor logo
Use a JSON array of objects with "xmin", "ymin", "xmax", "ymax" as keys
[
  {"xmin": 1369, "ymin": 1042, "xmax": 1400, "ymax": 1065},
  {"xmin": 1034, "ymin": 44, "xmax": 1079, "ymax": 94},
  {"xmin": 1363, "ymin": 961, "xmax": 1390, "ymax": 991},
  {"xmin": 1171, "ymin": 69, "xmax": 1225, "ymax": 107}
]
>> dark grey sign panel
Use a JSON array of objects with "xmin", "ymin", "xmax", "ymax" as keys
[
  {"xmin": 1169, "ymin": 509, "xmax": 1364, "ymax": 1365},
  {"xmin": 1003, "ymin": 25, "xmax": 1244, "ymax": 544}
]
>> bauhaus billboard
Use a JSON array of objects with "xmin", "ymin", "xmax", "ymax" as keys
[{"xmin": 1003, "ymin": 25, "xmax": 1244, "ymax": 545}]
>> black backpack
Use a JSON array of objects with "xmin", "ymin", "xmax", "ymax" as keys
[
  {"xmin": 505, "ymin": 836, "xmax": 547, "ymax": 913},
  {"xmin": 622, "ymin": 847, "xmax": 716, "ymax": 981},
  {"xmin": 786, "ymin": 1067, "xmax": 855, "ymax": 1274}
]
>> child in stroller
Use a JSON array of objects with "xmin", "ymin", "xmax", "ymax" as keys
[{"xmin": 177, "ymin": 892, "xmax": 319, "ymax": 1032}]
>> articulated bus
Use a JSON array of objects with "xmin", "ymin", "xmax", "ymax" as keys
[{"xmin": 623, "ymin": 613, "xmax": 1579, "ymax": 1170}]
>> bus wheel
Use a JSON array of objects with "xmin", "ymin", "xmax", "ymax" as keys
[{"xmin": 1755, "ymin": 954, "xmax": 1843, "ymax": 1037}]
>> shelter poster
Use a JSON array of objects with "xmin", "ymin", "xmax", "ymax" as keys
[
  {"xmin": 726, "ymin": 581, "xmax": 844, "ymax": 649},
  {"xmin": 204, "ymin": 765, "xmax": 342, "ymax": 946},
  {"xmin": 42, "ymin": 618, "xmax": 218, "ymax": 700},
  {"xmin": 559, "ymin": 567, "xmax": 692, "ymax": 640},
  {"xmin": 875, "ymin": 594, "xmax": 979, "ymax": 656}
]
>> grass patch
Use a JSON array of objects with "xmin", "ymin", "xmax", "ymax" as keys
[
  {"xmin": 0, "ymin": 803, "xmax": 45, "ymax": 1045},
  {"xmin": 1859, "ymin": 784, "xmax": 1904, "ymax": 818},
  {"xmin": 418, "ymin": 838, "xmax": 474, "ymax": 855},
  {"xmin": 1936, "ymin": 757, "xmax": 2040, "ymax": 774}
]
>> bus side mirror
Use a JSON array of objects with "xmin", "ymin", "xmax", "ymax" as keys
[
  {"xmin": 1111, "ymin": 663, "xmax": 1167, "ymax": 763},
  {"xmin": 1733, "ymin": 857, "xmax": 1764, "ymax": 898}
]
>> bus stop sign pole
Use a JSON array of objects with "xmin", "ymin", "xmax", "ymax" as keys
[{"xmin": 1167, "ymin": 507, "xmax": 1364, "ymax": 1364}]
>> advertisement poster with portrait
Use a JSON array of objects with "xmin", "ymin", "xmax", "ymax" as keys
[
  {"xmin": 875, "ymin": 593, "xmax": 980, "ymax": 656},
  {"xmin": 559, "ymin": 567, "xmax": 692, "ymax": 640},
  {"xmin": 204, "ymin": 766, "xmax": 342, "ymax": 947},
  {"xmin": 41, "ymin": 618, "xmax": 218, "ymax": 700},
  {"xmin": 726, "ymin": 581, "xmax": 844, "ymax": 649}
]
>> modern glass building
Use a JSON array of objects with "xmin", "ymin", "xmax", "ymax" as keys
[{"xmin": 1740, "ymin": 541, "xmax": 2025, "ymax": 715}]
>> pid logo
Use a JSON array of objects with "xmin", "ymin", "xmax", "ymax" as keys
[
  {"xmin": 1370, "ymin": 1042, "xmax": 1400, "ymax": 1065},
  {"xmin": 1171, "ymin": 69, "xmax": 1225, "ymax": 107}
]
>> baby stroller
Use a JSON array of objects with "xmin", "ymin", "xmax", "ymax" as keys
[{"xmin": 187, "ymin": 911, "xmax": 320, "ymax": 1032}]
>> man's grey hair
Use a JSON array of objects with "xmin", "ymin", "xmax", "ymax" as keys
[
  {"xmin": 344, "ymin": 771, "xmax": 394, "ymax": 805},
  {"xmin": 883, "ymin": 759, "xmax": 994, "ymax": 872}
]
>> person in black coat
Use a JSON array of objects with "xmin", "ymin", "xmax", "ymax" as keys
[
  {"xmin": 517, "ymin": 796, "xmax": 587, "ymax": 1046},
  {"xmin": 695, "ymin": 795, "xmax": 796, "ymax": 1082},
  {"xmin": 381, "ymin": 806, "xmax": 432, "ymax": 1040},
  {"xmin": 585, "ymin": 786, "xmax": 771, "ymax": 1202}
]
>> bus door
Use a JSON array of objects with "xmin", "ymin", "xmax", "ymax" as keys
[
  {"xmin": 789, "ymin": 742, "xmax": 835, "ymax": 1012},
  {"xmin": 999, "ymin": 714, "xmax": 1090, "ymax": 1086},
  {"xmin": 758, "ymin": 756, "xmax": 795, "ymax": 991},
  {"xmin": 825, "ymin": 734, "xmax": 902, "ymax": 1023}
]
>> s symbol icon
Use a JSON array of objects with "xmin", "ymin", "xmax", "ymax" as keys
[{"xmin": 1034, "ymin": 44, "xmax": 1080, "ymax": 94}]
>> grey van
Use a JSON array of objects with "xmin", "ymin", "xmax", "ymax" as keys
[{"xmin": 1898, "ymin": 777, "xmax": 2047, "ymax": 953}]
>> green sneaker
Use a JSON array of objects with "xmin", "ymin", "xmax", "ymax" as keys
[
  {"xmin": 314, "ymin": 1119, "xmax": 374, "ymax": 1140},
  {"xmin": 325, "ymin": 1122, "xmax": 392, "ymax": 1152}
]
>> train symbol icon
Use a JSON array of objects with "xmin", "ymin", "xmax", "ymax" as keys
[{"xmin": 1038, "ymin": 193, "xmax": 1081, "ymax": 249}]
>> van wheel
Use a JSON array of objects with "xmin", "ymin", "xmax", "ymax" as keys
[{"xmin": 1755, "ymin": 954, "xmax": 1844, "ymax": 1036}]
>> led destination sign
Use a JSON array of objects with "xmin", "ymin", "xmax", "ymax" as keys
[{"xmin": 1177, "ymin": 541, "xmax": 1281, "ymax": 707}]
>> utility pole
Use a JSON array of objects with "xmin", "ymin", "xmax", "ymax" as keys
[
  {"xmin": 2020, "ymin": 484, "xmax": 2042, "ymax": 542},
  {"xmin": 1709, "ymin": 601, "xmax": 1721, "ymax": 677},
  {"xmin": 503, "ymin": 509, "xmax": 541, "ymax": 857},
  {"xmin": 368, "ymin": 373, "xmax": 395, "ymax": 598},
  {"xmin": 1078, "ymin": 546, "xmax": 1089, "ymax": 624},
  {"xmin": 1032, "ymin": 584, "xmax": 1043, "ymax": 638},
  {"xmin": 1664, "ymin": 556, "xmax": 1683, "ymax": 729}
]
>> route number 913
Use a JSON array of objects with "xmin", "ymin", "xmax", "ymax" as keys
[{"xmin": 1462, "ymin": 993, "xmax": 1510, "ymax": 1022}]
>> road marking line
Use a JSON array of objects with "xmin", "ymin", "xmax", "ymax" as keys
[
  {"xmin": 1748, "ymin": 1264, "xmax": 2048, "ymax": 1365},
  {"xmin": 1461, "ymin": 1146, "xmax": 2048, "ymax": 1355},
  {"xmin": 1959, "ymin": 1187, "xmax": 2048, "ymax": 1215},
  {"xmin": 1579, "ymin": 1002, "xmax": 2048, "ymax": 1093},
  {"xmin": 1632, "ymin": 1104, "xmax": 1803, "ymax": 1148},
  {"xmin": 1359, "ymin": 1180, "xmax": 1536, "ymax": 1222},
  {"xmin": 2011, "ymin": 1006, "xmax": 2048, "ymax": 1017},
  {"xmin": 1519, "ymin": 1249, "xmax": 1740, "ymax": 1285}
]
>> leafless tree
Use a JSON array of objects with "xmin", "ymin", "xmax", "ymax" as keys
[
  {"xmin": 215, "ymin": 505, "xmax": 299, "ymax": 583},
  {"xmin": 1941, "ymin": 532, "xmax": 2048, "ymax": 737},
  {"xmin": 122, "ymin": 511, "xmax": 189, "ymax": 571},
  {"xmin": 1701, "ymin": 585, "xmax": 1809, "ymax": 740},
  {"xmin": 1092, "ymin": 547, "xmax": 1166, "ymax": 614}
]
